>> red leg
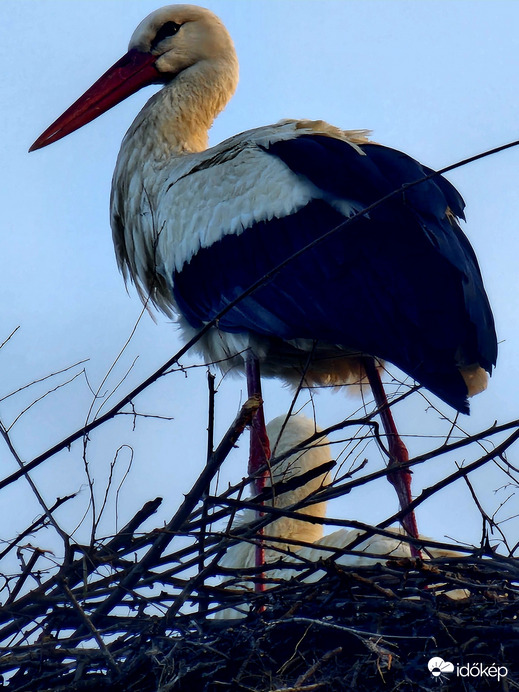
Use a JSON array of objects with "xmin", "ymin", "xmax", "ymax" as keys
[
  {"xmin": 245, "ymin": 351, "xmax": 271, "ymax": 591},
  {"xmin": 363, "ymin": 358, "xmax": 421, "ymax": 558}
]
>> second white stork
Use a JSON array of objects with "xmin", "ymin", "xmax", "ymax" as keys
[
  {"xmin": 30, "ymin": 5, "xmax": 497, "ymax": 552},
  {"xmin": 216, "ymin": 414, "xmax": 468, "ymax": 620}
]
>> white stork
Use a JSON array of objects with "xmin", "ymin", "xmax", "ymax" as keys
[
  {"xmin": 222, "ymin": 415, "xmax": 332, "ymax": 568},
  {"xmin": 30, "ymin": 5, "xmax": 497, "ymax": 557},
  {"xmin": 216, "ymin": 414, "xmax": 468, "ymax": 619}
]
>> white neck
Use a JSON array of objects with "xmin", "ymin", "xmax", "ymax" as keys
[{"xmin": 121, "ymin": 57, "xmax": 238, "ymax": 161}]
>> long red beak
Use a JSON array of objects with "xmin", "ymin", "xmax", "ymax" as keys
[{"xmin": 29, "ymin": 48, "xmax": 160, "ymax": 152}]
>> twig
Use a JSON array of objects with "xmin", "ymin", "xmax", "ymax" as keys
[
  {"xmin": 4, "ymin": 371, "xmax": 86, "ymax": 432},
  {"xmin": 198, "ymin": 370, "xmax": 217, "ymax": 615},
  {"xmin": 0, "ymin": 422, "xmax": 71, "ymax": 549},
  {"xmin": 0, "ymin": 326, "xmax": 20, "ymax": 351},
  {"xmin": 295, "ymin": 646, "xmax": 342, "ymax": 686},
  {"xmin": 4, "ymin": 549, "xmax": 43, "ymax": 606},
  {"xmin": 0, "ymin": 493, "xmax": 76, "ymax": 561},
  {"xmin": 0, "ymin": 358, "xmax": 88, "ymax": 404},
  {"xmin": 272, "ymin": 684, "xmax": 326, "ymax": 692},
  {"xmin": 60, "ymin": 579, "xmax": 121, "ymax": 677}
]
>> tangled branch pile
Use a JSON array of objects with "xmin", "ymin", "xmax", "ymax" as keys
[
  {"xmin": 0, "ymin": 537, "xmax": 518, "ymax": 691},
  {"xmin": 0, "ymin": 387, "xmax": 518, "ymax": 691}
]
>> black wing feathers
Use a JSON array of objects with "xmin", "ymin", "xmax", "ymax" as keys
[{"xmin": 173, "ymin": 134, "xmax": 497, "ymax": 412}]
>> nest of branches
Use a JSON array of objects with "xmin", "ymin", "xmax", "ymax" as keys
[
  {"xmin": 0, "ymin": 542, "xmax": 517, "ymax": 691},
  {"xmin": 0, "ymin": 390, "xmax": 518, "ymax": 692}
]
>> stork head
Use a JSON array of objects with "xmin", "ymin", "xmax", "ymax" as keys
[{"xmin": 29, "ymin": 5, "xmax": 239, "ymax": 151}]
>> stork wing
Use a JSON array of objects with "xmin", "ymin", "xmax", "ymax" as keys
[{"xmin": 171, "ymin": 135, "xmax": 497, "ymax": 411}]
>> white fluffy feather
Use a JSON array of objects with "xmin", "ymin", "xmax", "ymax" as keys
[{"xmin": 216, "ymin": 415, "xmax": 467, "ymax": 619}]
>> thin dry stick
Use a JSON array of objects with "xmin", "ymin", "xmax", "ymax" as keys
[
  {"xmin": 0, "ymin": 358, "xmax": 88, "ymax": 405},
  {"xmin": 0, "ymin": 326, "xmax": 20, "ymax": 351},
  {"xmin": 4, "ymin": 549, "xmax": 43, "ymax": 606},
  {"xmin": 60, "ymin": 579, "xmax": 120, "ymax": 677},
  {"xmin": 5, "ymin": 371, "xmax": 86, "ymax": 433},
  {"xmin": 0, "ymin": 423, "xmax": 70, "ymax": 549},
  {"xmin": 0, "ymin": 493, "xmax": 76, "ymax": 561},
  {"xmin": 197, "ymin": 370, "xmax": 217, "ymax": 615},
  {"xmin": 295, "ymin": 646, "xmax": 343, "ymax": 687}
]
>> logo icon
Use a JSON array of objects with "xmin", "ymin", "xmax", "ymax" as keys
[{"xmin": 428, "ymin": 657, "xmax": 454, "ymax": 678}]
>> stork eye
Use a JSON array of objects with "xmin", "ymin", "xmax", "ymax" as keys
[{"xmin": 151, "ymin": 21, "xmax": 182, "ymax": 50}]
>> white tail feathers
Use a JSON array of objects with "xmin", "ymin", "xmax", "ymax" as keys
[{"xmin": 461, "ymin": 365, "xmax": 488, "ymax": 397}]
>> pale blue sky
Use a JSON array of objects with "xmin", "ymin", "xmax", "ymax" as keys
[{"xmin": 1, "ymin": 1, "xmax": 519, "ymax": 560}]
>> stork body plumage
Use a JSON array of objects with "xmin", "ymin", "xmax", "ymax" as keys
[
  {"xmin": 111, "ymin": 111, "xmax": 495, "ymax": 411},
  {"xmin": 31, "ymin": 5, "xmax": 497, "ymax": 557}
]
